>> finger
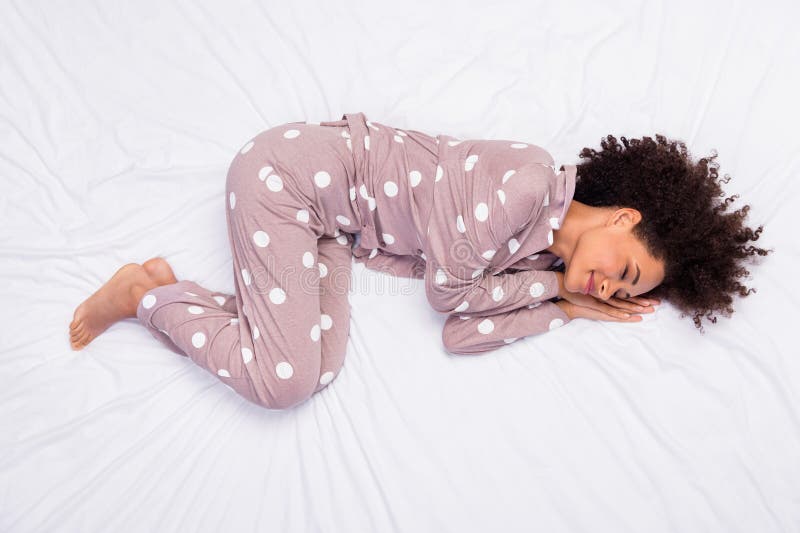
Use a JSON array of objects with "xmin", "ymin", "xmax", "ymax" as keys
[
  {"xmin": 585, "ymin": 300, "xmax": 638, "ymax": 320},
  {"xmin": 607, "ymin": 297, "xmax": 656, "ymax": 314},
  {"xmin": 635, "ymin": 295, "xmax": 662, "ymax": 306},
  {"xmin": 578, "ymin": 305, "xmax": 643, "ymax": 323}
]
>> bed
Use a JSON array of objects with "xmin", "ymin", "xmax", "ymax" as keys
[{"xmin": 1, "ymin": 0, "xmax": 797, "ymax": 531}]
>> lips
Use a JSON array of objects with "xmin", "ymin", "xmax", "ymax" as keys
[{"xmin": 584, "ymin": 272, "xmax": 594, "ymax": 295}]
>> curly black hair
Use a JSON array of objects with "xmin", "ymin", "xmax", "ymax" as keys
[{"xmin": 571, "ymin": 134, "xmax": 773, "ymax": 332}]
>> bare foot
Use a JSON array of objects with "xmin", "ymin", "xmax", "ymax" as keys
[
  {"xmin": 142, "ymin": 257, "xmax": 178, "ymax": 286},
  {"xmin": 69, "ymin": 263, "xmax": 158, "ymax": 350}
]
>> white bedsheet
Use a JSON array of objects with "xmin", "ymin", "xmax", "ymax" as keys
[{"xmin": 1, "ymin": 1, "xmax": 798, "ymax": 531}]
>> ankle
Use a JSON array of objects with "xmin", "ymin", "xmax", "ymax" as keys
[{"xmin": 130, "ymin": 281, "xmax": 156, "ymax": 305}]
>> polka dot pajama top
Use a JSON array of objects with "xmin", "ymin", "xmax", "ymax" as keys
[{"xmin": 135, "ymin": 111, "xmax": 576, "ymax": 409}]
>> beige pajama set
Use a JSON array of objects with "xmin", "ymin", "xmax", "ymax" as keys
[{"xmin": 136, "ymin": 112, "xmax": 576, "ymax": 409}]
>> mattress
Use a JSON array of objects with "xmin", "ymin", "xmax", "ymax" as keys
[{"xmin": 1, "ymin": 0, "xmax": 797, "ymax": 531}]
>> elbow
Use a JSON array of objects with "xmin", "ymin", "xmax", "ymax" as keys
[
  {"xmin": 442, "ymin": 325, "xmax": 468, "ymax": 354},
  {"xmin": 426, "ymin": 283, "xmax": 466, "ymax": 314},
  {"xmin": 441, "ymin": 316, "xmax": 484, "ymax": 355}
]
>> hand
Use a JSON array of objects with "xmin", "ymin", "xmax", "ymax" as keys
[{"xmin": 552, "ymin": 272, "xmax": 661, "ymax": 322}]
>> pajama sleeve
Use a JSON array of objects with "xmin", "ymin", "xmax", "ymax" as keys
[
  {"xmin": 423, "ymin": 162, "xmax": 560, "ymax": 315},
  {"xmin": 441, "ymin": 300, "xmax": 571, "ymax": 354},
  {"xmin": 352, "ymin": 244, "xmax": 426, "ymax": 280}
]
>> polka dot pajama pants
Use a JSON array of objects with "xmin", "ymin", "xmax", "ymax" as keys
[{"xmin": 136, "ymin": 121, "xmax": 361, "ymax": 410}]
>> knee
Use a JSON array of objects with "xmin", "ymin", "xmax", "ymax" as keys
[{"xmin": 255, "ymin": 372, "xmax": 320, "ymax": 410}]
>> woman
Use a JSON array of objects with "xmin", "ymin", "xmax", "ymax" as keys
[{"xmin": 68, "ymin": 112, "xmax": 771, "ymax": 409}]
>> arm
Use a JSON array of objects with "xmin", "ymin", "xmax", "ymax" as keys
[
  {"xmin": 353, "ymin": 246, "xmax": 426, "ymax": 280},
  {"xmin": 441, "ymin": 299, "xmax": 571, "ymax": 354}
]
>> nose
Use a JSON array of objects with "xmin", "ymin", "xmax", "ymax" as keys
[{"xmin": 598, "ymin": 279, "xmax": 611, "ymax": 300}]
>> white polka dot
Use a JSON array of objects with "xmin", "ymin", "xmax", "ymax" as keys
[
  {"xmin": 269, "ymin": 287, "xmax": 286, "ymax": 304},
  {"xmin": 258, "ymin": 166, "xmax": 273, "ymax": 181},
  {"xmin": 336, "ymin": 233, "xmax": 348, "ymax": 245},
  {"xmin": 253, "ymin": 230, "xmax": 270, "ymax": 247},
  {"xmin": 230, "ymin": 318, "xmax": 239, "ymax": 326},
  {"xmin": 302, "ymin": 251, "xmax": 315, "ymax": 268},
  {"xmin": 420, "ymin": 252, "xmax": 427, "ymax": 260},
  {"xmin": 528, "ymin": 302, "xmax": 542, "ymax": 309},
  {"xmin": 465, "ymin": 154, "xmax": 479, "ymax": 171},
  {"xmin": 359, "ymin": 184, "xmax": 370, "ymax": 199},
  {"xmin": 393, "ymin": 134, "xmax": 403, "ymax": 143},
  {"xmin": 276, "ymin": 362, "xmax": 294, "ymax": 379},
  {"xmin": 346, "ymin": 138, "xmax": 352, "ymax": 151},
  {"xmin": 349, "ymin": 186, "xmax": 356, "ymax": 201},
  {"xmin": 283, "ymin": 129, "xmax": 300, "ymax": 139},
  {"xmin": 504, "ymin": 337, "xmax": 518, "ymax": 344},
  {"xmin": 336, "ymin": 214, "xmax": 351, "ymax": 226},
  {"xmin": 187, "ymin": 305, "xmax": 204, "ymax": 314},
  {"xmin": 213, "ymin": 295, "xmax": 226, "ymax": 306},
  {"xmin": 456, "ymin": 215, "xmax": 466, "ymax": 233},
  {"xmin": 435, "ymin": 165, "xmax": 443, "ymax": 182},
  {"xmin": 508, "ymin": 238, "xmax": 521, "ymax": 254},
  {"xmin": 318, "ymin": 262, "xmax": 328, "ymax": 277},
  {"xmin": 530, "ymin": 282, "xmax": 545, "ymax": 298},
  {"xmin": 192, "ymin": 332, "xmax": 206, "ymax": 348},
  {"xmin": 341, "ymin": 130, "xmax": 350, "ymax": 138},
  {"xmin": 297, "ymin": 209, "xmax": 310, "ymax": 223},
  {"xmin": 477, "ymin": 318, "xmax": 494, "ymax": 334},
  {"xmin": 319, "ymin": 371, "xmax": 334, "ymax": 385},
  {"xmin": 448, "ymin": 140, "xmax": 462, "ymax": 146},
  {"xmin": 252, "ymin": 326, "xmax": 260, "ymax": 340},
  {"xmin": 527, "ymin": 254, "xmax": 540, "ymax": 261},
  {"xmin": 543, "ymin": 191, "xmax": 550, "ymax": 207},
  {"xmin": 549, "ymin": 217, "xmax": 560, "ymax": 230},
  {"xmin": 314, "ymin": 171, "xmax": 331, "ymax": 188},
  {"xmin": 266, "ymin": 174, "xmax": 283, "ymax": 192},
  {"xmin": 229, "ymin": 192, "xmax": 236, "ymax": 209},
  {"xmin": 366, "ymin": 121, "xmax": 379, "ymax": 131},
  {"xmin": 185, "ymin": 292, "xmax": 198, "ymax": 296},
  {"xmin": 241, "ymin": 347, "xmax": 253, "ymax": 364},
  {"xmin": 320, "ymin": 314, "xmax": 333, "ymax": 330},
  {"xmin": 409, "ymin": 170, "xmax": 422, "ymax": 187},
  {"xmin": 241, "ymin": 268, "xmax": 251, "ymax": 286},
  {"xmin": 242, "ymin": 304, "xmax": 249, "ymax": 316},
  {"xmin": 384, "ymin": 181, "xmax": 399, "ymax": 197},
  {"xmin": 435, "ymin": 268, "xmax": 447, "ymax": 285},
  {"xmin": 472, "ymin": 268, "xmax": 484, "ymax": 279},
  {"xmin": 396, "ymin": 130, "xmax": 407, "ymax": 136},
  {"xmin": 510, "ymin": 143, "xmax": 528, "ymax": 149},
  {"xmin": 240, "ymin": 140, "xmax": 254, "ymax": 154},
  {"xmin": 460, "ymin": 315, "xmax": 470, "ymax": 320},
  {"xmin": 547, "ymin": 229, "xmax": 554, "ymax": 246},
  {"xmin": 364, "ymin": 135, "xmax": 370, "ymax": 150},
  {"xmin": 217, "ymin": 369, "xmax": 231, "ymax": 377},
  {"xmin": 369, "ymin": 248, "xmax": 379, "ymax": 259},
  {"xmin": 141, "ymin": 294, "xmax": 156, "ymax": 309},
  {"xmin": 549, "ymin": 318, "xmax": 564, "ymax": 330},
  {"xmin": 310, "ymin": 324, "xmax": 321, "ymax": 341},
  {"xmin": 492, "ymin": 286, "xmax": 504, "ymax": 302},
  {"xmin": 368, "ymin": 197, "xmax": 376, "ymax": 211},
  {"xmin": 502, "ymin": 170, "xmax": 516, "ymax": 184},
  {"xmin": 454, "ymin": 301, "xmax": 469, "ymax": 312},
  {"xmin": 475, "ymin": 202, "xmax": 489, "ymax": 222},
  {"xmin": 382, "ymin": 233, "xmax": 395, "ymax": 245},
  {"xmin": 497, "ymin": 189, "xmax": 506, "ymax": 205},
  {"xmin": 482, "ymin": 249, "xmax": 496, "ymax": 260}
]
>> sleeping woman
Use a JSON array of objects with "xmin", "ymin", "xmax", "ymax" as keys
[{"xmin": 68, "ymin": 112, "xmax": 771, "ymax": 409}]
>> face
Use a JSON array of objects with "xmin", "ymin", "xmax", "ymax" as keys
[{"xmin": 562, "ymin": 208, "xmax": 665, "ymax": 300}]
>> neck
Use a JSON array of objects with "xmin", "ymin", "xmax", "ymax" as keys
[{"xmin": 545, "ymin": 200, "xmax": 609, "ymax": 263}]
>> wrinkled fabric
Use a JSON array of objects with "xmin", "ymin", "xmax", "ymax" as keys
[{"xmin": 339, "ymin": 112, "xmax": 576, "ymax": 353}]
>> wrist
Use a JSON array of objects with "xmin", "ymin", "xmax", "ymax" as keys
[{"xmin": 554, "ymin": 271, "xmax": 566, "ymax": 299}]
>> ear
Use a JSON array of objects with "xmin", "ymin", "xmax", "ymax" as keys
[{"xmin": 610, "ymin": 207, "xmax": 641, "ymax": 228}]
